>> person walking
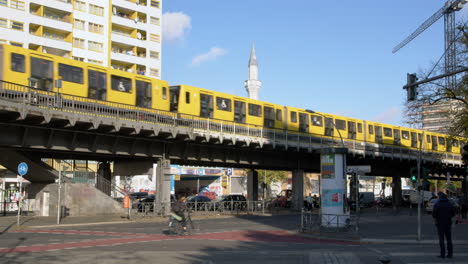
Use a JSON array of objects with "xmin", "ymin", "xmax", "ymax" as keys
[{"xmin": 432, "ymin": 192, "xmax": 456, "ymax": 259}]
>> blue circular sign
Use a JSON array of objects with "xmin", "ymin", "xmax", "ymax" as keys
[{"xmin": 18, "ymin": 162, "xmax": 28, "ymax": 176}]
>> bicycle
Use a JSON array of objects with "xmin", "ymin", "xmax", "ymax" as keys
[{"xmin": 168, "ymin": 211, "xmax": 194, "ymax": 235}]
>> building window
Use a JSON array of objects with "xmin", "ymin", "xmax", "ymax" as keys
[
  {"xmin": 88, "ymin": 59, "xmax": 102, "ymax": 65},
  {"xmin": 151, "ymin": 0, "xmax": 160, "ymax": 8},
  {"xmin": 10, "ymin": 21, "xmax": 23, "ymax": 31},
  {"xmin": 0, "ymin": 39, "xmax": 6, "ymax": 44},
  {"xmin": 89, "ymin": 4, "xmax": 104, "ymax": 16},
  {"xmin": 10, "ymin": 42, "xmax": 22, "ymax": 47},
  {"xmin": 73, "ymin": 0, "xmax": 86, "ymax": 12},
  {"xmin": 10, "ymin": 0, "xmax": 25, "ymax": 10},
  {"xmin": 150, "ymin": 16, "xmax": 160, "ymax": 25},
  {"xmin": 0, "ymin": 18, "xmax": 6, "ymax": 28},
  {"xmin": 74, "ymin": 19, "xmax": 85, "ymax": 30},
  {"xmin": 150, "ymin": 51, "xmax": 160, "ymax": 59},
  {"xmin": 150, "ymin": 34, "xmax": 160, "ymax": 42},
  {"xmin": 0, "ymin": 0, "xmax": 7, "ymax": 7},
  {"xmin": 88, "ymin": 41, "xmax": 103, "ymax": 52},
  {"xmin": 72, "ymin": 56, "xmax": 84, "ymax": 61},
  {"xmin": 88, "ymin": 22, "xmax": 103, "ymax": 34},
  {"xmin": 73, "ymin": 38, "xmax": 85, "ymax": 48},
  {"xmin": 150, "ymin": 68, "xmax": 159, "ymax": 77}
]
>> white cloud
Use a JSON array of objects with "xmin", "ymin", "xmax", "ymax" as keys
[
  {"xmin": 162, "ymin": 12, "xmax": 191, "ymax": 42},
  {"xmin": 373, "ymin": 107, "xmax": 402, "ymax": 124},
  {"xmin": 190, "ymin": 47, "xmax": 227, "ymax": 67}
]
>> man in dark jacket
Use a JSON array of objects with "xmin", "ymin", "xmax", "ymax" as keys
[{"xmin": 432, "ymin": 192, "xmax": 456, "ymax": 258}]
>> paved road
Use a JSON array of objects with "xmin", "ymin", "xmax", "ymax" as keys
[{"xmin": 0, "ymin": 211, "xmax": 467, "ymax": 264}]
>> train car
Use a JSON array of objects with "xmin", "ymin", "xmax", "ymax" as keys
[
  {"xmin": 0, "ymin": 44, "xmax": 170, "ymax": 111},
  {"xmin": 170, "ymin": 84, "xmax": 284, "ymax": 129}
]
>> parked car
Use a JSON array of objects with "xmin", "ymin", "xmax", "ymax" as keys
[
  {"xmin": 129, "ymin": 192, "xmax": 148, "ymax": 201},
  {"xmin": 136, "ymin": 194, "xmax": 176, "ymax": 212},
  {"xmin": 186, "ymin": 195, "xmax": 212, "ymax": 211},
  {"xmin": 425, "ymin": 197, "xmax": 460, "ymax": 214},
  {"xmin": 211, "ymin": 195, "xmax": 247, "ymax": 211}
]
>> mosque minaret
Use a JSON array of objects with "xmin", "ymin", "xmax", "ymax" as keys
[{"xmin": 244, "ymin": 44, "xmax": 262, "ymax": 100}]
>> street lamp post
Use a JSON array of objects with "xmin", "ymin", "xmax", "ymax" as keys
[{"xmin": 306, "ymin": 110, "xmax": 345, "ymax": 148}]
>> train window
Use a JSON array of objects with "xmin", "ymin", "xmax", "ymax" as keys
[
  {"xmin": 427, "ymin": 135, "xmax": 431, "ymax": 143},
  {"xmin": 290, "ymin": 111, "xmax": 297, "ymax": 123},
  {"xmin": 383, "ymin": 128, "xmax": 392, "ymax": 137},
  {"xmin": 411, "ymin": 132, "xmax": 417, "ymax": 148},
  {"xmin": 59, "ymin": 63, "xmax": 83, "ymax": 84},
  {"xmin": 335, "ymin": 119, "xmax": 345, "ymax": 130},
  {"xmin": 311, "ymin": 115, "xmax": 322, "ymax": 127},
  {"xmin": 88, "ymin": 70, "xmax": 106, "ymax": 100},
  {"xmin": 31, "ymin": 57, "xmax": 53, "ymax": 79},
  {"xmin": 357, "ymin": 123, "xmax": 362, "ymax": 133},
  {"xmin": 368, "ymin": 125, "xmax": 374, "ymax": 134},
  {"xmin": 402, "ymin": 131, "xmax": 409, "ymax": 140},
  {"xmin": 432, "ymin": 136, "xmax": 438, "ymax": 150},
  {"xmin": 234, "ymin": 100, "xmax": 246, "ymax": 123},
  {"xmin": 438, "ymin": 137, "xmax": 445, "ymax": 146},
  {"xmin": 453, "ymin": 140, "xmax": 459, "ymax": 147},
  {"xmin": 186, "ymin": 92, "xmax": 190, "ymax": 104},
  {"xmin": 418, "ymin": 133, "xmax": 422, "ymax": 142},
  {"xmin": 276, "ymin": 109, "xmax": 282, "ymax": 121},
  {"xmin": 11, "ymin": 53, "xmax": 25, "ymax": 72},
  {"xmin": 162, "ymin": 87, "xmax": 167, "ymax": 99},
  {"xmin": 248, "ymin": 103, "xmax": 262, "ymax": 117},
  {"xmin": 216, "ymin": 97, "xmax": 232, "ymax": 111},
  {"xmin": 111, "ymin": 75, "xmax": 132, "ymax": 93}
]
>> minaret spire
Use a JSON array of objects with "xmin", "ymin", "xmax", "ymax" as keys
[{"xmin": 244, "ymin": 43, "xmax": 262, "ymax": 100}]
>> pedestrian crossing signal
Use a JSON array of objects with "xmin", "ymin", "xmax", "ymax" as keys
[{"xmin": 411, "ymin": 175, "xmax": 417, "ymax": 182}]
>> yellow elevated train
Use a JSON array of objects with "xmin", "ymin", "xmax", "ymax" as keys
[{"xmin": 0, "ymin": 44, "xmax": 464, "ymax": 156}]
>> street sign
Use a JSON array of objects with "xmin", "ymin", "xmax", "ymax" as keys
[
  {"xmin": 18, "ymin": 162, "xmax": 28, "ymax": 176},
  {"xmin": 347, "ymin": 165, "xmax": 371, "ymax": 174},
  {"xmin": 226, "ymin": 168, "xmax": 233, "ymax": 176}
]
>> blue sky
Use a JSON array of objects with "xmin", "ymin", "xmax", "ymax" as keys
[{"xmin": 161, "ymin": 0, "xmax": 468, "ymax": 127}]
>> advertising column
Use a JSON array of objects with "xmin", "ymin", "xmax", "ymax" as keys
[{"xmin": 320, "ymin": 148, "xmax": 348, "ymax": 228}]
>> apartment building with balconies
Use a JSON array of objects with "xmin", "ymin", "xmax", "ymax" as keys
[{"xmin": 0, "ymin": 0, "xmax": 162, "ymax": 78}]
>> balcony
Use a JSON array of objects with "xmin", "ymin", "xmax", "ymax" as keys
[
  {"xmin": 28, "ymin": 34, "xmax": 72, "ymax": 51},
  {"xmin": 111, "ymin": 33, "xmax": 146, "ymax": 48},
  {"xmin": 29, "ymin": 12, "xmax": 72, "ymax": 32},
  {"xmin": 29, "ymin": 0, "xmax": 72, "ymax": 12},
  {"xmin": 112, "ymin": 0, "xmax": 150, "ymax": 14},
  {"xmin": 111, "ymin": 50, "xmax": 147, "ymax": 66}
]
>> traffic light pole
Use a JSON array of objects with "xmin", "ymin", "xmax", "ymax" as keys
[{"xmin": 416, "ymin": 133, "xmax": 424, "ymax": 241}]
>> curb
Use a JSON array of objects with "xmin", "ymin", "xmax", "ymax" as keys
[{"xmin": 361, "ymin": 238, "xmax": 468, "ymax": 245}]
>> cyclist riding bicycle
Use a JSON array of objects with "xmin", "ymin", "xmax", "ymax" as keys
[{"xmin": 170, "ymin": 196, "xmax": 188, "ymax": 233}]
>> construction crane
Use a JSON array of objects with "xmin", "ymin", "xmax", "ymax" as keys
[{"xmin": 393, "ymin": 0, "xmax": 468, "ymax": 89}]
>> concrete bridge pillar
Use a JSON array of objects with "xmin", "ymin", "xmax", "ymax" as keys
[
  {"xmin": 320, "ymin": 148, "xmax": 348, "ymax": 227},
  {"xmin": 247, "ymin": 170, "xmax": 258, "ymax": 201},
  {"xmin": 155, "ymin": 158, "xmax": 171, "ymax": 216},
  {"xmin": 292, "ymin": 170, "xmax": 304, "ymax": 210}
]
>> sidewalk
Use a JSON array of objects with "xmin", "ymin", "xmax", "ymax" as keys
[{"xmin": 299, "ymin": 207, "xmax": 468, "ymax": 245}]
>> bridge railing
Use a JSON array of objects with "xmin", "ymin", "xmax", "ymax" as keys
[{"xmin": 0, "ymin": 80, "xmax": 462, "ymax": 163}]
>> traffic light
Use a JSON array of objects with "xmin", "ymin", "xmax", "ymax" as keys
[
  {"xmin": 410, "ymin": 167, "xmax": 417, "ymax": 183},
  {"xmin": 406, "ymin": 73, "xmax": 418, "ymax": 101}
]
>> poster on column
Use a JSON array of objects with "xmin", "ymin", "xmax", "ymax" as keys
[
  {"xmin": 322, "ymin": 189, "xmax": 343, "ymax": 207},
  {"xmin": 321, "ymin": 154, "xmax": 335, "ymax": 179}
]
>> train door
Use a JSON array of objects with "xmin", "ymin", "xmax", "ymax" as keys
[
  {"xmin": 136, "ymin": 80, "xmax": 152, "ymax": 108},
  {"xmin": 200, "ymin": 93, "xmax": 213, "ymax": 118},
  {"xmin": 411, "ymin": 132, "xmax": 417, "ymax": 148},
  {"xmin": 393, "ymin": 129, "xmax": 401, "ymax": 146},
  {"xmin": 169, "ymin": 86, "xmax": 180, "ymax": 112},
  {"xmin": 234, "ymin": 100, "xmax": 246, "ymax": 124},
  {"xmin": 325, "ymin": 117, "xmax": 334, "ymax": 137},
  {"xmin": 431, "ymin": 135, "xmax": 438, "ymax": 151},
  {"xmin": 298, "ymin": 113, "xmax": 309, "ymax": 133},
  {"xmin": 264, "ymin": 106, "xmax": 275, "ymax": 128},
  {"xmin": 375, "ymin": 126, "xmax": 383, "ymax": 144},
  {"xmin": 347, "ymin": 121, "xmax": 356, "ymax": 140},
  {"xmin": 88, "ymin": 69, "xmax": 107, "ymax": 100},
  {"xmin": 30, "ymin": 57, "xmax": 53, "ymax": 91},
  {"xmin": 438, "ymin": 136, "xmax": 446, "ymax": 152}
]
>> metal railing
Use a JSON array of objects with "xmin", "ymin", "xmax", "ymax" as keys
[
  {"xmin": 0, "ymin": 80, "xmax": 462, "ymax": 163},
  {"xmin": 300, "ymin": 209, "xmax": 359, "ymax": 233}
]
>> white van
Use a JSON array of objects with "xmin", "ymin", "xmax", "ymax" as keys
[{"xmin": 409, "ymin": 190, "xmax": 435, "ymax": 205}]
